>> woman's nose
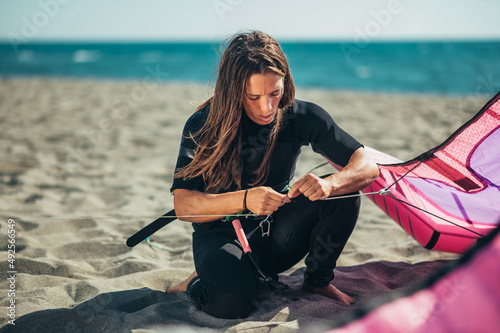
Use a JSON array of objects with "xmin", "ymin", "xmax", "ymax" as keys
[{"xmin": 260, "ymin": 96, "xmax": 272, "ymax": 112}]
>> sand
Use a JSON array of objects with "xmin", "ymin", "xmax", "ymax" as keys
[{"xmin": 0, "ymin": 78, "xmax": 489, "ymax": 332}]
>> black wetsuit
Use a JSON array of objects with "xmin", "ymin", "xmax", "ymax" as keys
[{"xmin": 171, "ymin": 99, "xmax": 363, "ymax": 319}]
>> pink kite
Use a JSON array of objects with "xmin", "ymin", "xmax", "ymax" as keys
[
  {"xmin": 332, "ymin": 91, "xmax": 500, "ymax": 253},
  {"xmin": 325, "ymin": 225, "xmax": 500, "ymax": 333}
]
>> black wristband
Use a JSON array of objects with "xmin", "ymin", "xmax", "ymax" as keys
[{"xmin": 243, "ymin": 189, "xmax": 249, "ymax": 211}]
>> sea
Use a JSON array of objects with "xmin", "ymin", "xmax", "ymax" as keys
[{"xmin": 1, "ymin": 40, "xmax": 499, "ymax": 95}]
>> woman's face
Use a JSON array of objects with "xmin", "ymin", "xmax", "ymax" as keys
[{"xmin": 242, "ymin": 71, "xmax": 284, "ymax": 125}]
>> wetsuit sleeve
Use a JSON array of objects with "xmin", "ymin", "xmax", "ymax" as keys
[
  {"xmin": 296, "ymin": 101, "xmax": 363, "ymax": 167},
  {"xmin": 170, "ymin": 111, "xmax": 207, "ymax": 193}
]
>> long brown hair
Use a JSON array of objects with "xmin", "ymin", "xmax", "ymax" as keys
[{"xmin": 175, "ymin": 31, "xmax": 295, "ymax": 193}]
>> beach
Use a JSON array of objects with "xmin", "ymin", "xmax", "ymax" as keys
[{"xmin": 0, "ymin": 78, "xmax": 488, "ymax": 332}]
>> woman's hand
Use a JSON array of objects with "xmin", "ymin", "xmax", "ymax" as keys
[
  {"xmin": 287, "ymin": 174, "xmax": 333, "ymax": 201},
  {"xmin": 288, "ymin": 147, "xmax": 379, "ymax": 202},
  {"xmin": 173, "ymin": 186, "xmax": 291, "ymax": 222},
  {"xmin": 246, "ymin": 187, "xmax": 291, "ymax": 215}
]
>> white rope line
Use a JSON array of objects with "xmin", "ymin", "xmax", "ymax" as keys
[
  {"xmin": 384, "ymin": 150, "xmax": 436, "ymax": 191},
  {"xmin": 321, "ymin": 188, "xmax": 390, "ymax": 200},
  {"xmin": 11, "ymin": 154, "xmax": 489, "ymax": 244},
  {"xmin": 5, "ymin": 159, "xmax": 421, "ymax": 222},
  {"xmin": 14, "ymin": 191, "xmax": 391, "ymax": 220},
  {"xmin": 12, "ymin": 213, "xmax": 258, "ymax": 221},
  {"xmin": 386, "ymin": 194, "xmax": 486, "ymax": 238}
]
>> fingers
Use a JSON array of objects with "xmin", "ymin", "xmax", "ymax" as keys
[
  {"xmin": 267, "ymin": 188, "xmax": 291, "ymax": 204},
  {"xmin": 287, "ymin": 177, "xmax": 306, "ymax": 198},
  {"xmin": 288, "ymin": 174, "xmax": 331, "ymax": 201},
  {"xmin": 256, "ymin": 204, "xmax": 281, "ymax": 216},
  {"xmin": 246, "ymin": 187, "xmax": 290, "ymax": 215}
]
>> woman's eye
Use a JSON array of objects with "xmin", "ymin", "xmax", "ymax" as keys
[{"xmin": 249, "ymin": 96, "xmax": 259, "ymax": 101}]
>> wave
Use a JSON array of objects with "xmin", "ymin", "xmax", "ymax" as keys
[
  {"xmin": 17, "ymin": 50, "xmax": 35, "ymax": 62},
  {"xmin": 72, "ymin": 50, "xmax": 101, "ymax": 63}
]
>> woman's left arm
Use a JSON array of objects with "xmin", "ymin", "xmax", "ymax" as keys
[{"xmin": 288, "ymin": 147, "xmax": 379, "ymax": 201}]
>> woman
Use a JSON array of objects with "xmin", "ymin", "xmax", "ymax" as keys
[{"xmin": 168, "ymin": 31, "xmax": 379, "ymax": 319}]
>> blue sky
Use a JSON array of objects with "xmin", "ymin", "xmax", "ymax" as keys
[{"xmin": 1, "ymin": 0, "xmax": 500, "ymax": 42}]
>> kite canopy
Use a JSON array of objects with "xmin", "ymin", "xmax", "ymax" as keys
[
  {"xmin": 332, "ymin": 91, "xmax": 500, "ymax": 253},
  {"xmin": 325, "ymin": 224, "xmax": 500, "ymax": 333}
]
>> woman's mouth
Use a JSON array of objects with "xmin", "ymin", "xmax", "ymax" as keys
[{"xmin": 259, "ymin": 113, "xmax": 274, "ymax": 123}]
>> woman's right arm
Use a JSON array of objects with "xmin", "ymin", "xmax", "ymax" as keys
[{"xmin": 173, "ymin": 187, "xmax": 290, "ymax": 223}]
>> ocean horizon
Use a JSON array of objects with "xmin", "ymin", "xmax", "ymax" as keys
[{"xmin": 1, "ymin": 40, "xmax": 499, "ymax": 95}]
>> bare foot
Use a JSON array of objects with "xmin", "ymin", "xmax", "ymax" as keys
[
  {"xmin": 167, "ymin": 270, "xmax": 198, "ymax": 294},
  {"xmin": 301, "ymin": 282, "xmax": 356, "ymax": 305}
]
